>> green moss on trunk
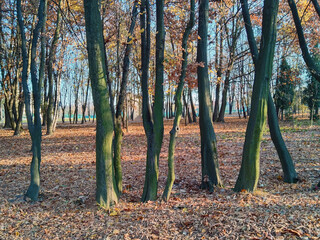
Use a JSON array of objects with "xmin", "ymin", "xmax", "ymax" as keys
[
  {"xmin": 234, "ymin": 0, "xmax": 279, "ymax": 192},
  {"xmin": 197, "ymin": 0, "xmax": 223, "ymax": 190},
  {"xmin": 84, "ymin": 0, "xmax": 119, "ymax": 209}
]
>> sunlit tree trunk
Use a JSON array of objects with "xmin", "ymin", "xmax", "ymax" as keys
[
  {"xmin": 84, "ymin": 0, "xmax": 119, "ymax": 209},
  {"xmin": 234, "ymin": 0, "xmax": 279, "ymax": 192},
  {"xmin": 239, "ymin": 0, "xmax": 298, "ymax": 184}
]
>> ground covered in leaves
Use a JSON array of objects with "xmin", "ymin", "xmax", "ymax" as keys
[{"xmin": 0, "ymin": 117, "xmax": 320, "ymax": 239}]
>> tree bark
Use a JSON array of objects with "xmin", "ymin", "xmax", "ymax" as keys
[
  {"xmin": 213, "ymin": 25, "xmax": 223, "ymax": 122},
  {"xmin": 183, "ymin": 91, "xmax": 192, "ymax": 124},
  {"xmin": 162, "ymin": 0, "xmax": 195, "ymax": 201},
  {"xmin": 3, "ymin": 104, "xmax": 12, "ymax": 129},
  {"xmin": 229, "ymin": 83, "xmax": 235, "ymax": 114},
  {"xmin": 234, "ymin": 0, "xmax": 278, "ymax": 192},
  {"xmin": 82, "ymin": 78, "xmax": 90, "ymax": 124},
  {"xmin": 239, "ymin": 0, "xmax": 298, "ymax": 185},
  {"xmin": 141, "ymin": 0, "xmax": 165, "ymax": 202},
  {"xmin": 14, "ymin": 93, "xmax": 24, "ymax": 136},
  {"xmin": 268, "ymin": 93, "xmax": 298, "ymax": 183},
  {"xmin": 17, "ymin": 0, "xmax": 47, "ymax": 201},
  {"xmin": 69, "ymin": 92, "xmax": 72, "ymax": 124},
  {"xmin": 46, "ymin": 0, "xmax": 62, "ymax": 135},
  {"xmin": 73, "ymin": 84, "xmax": 80, "ymax": 124},
  {"xmin": 189, "ymin": 88, "xmax": 197, "ymax": 122},
  {"xmin": 84, "ymin": 0, "xmax": 119, "ymax": 209},
  {"xmin": 197, "ymin": 0, "xmax": 223, "ymax": 191},
  {"xmin": 113, "ymin": 0, "xmax": 139, "ymax": 194},
  {"xmin": 140, "ymin": 0, "xmax": 162, "ymax": 202}
]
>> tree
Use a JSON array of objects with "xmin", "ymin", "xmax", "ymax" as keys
[
  {"xmin": 46, "ymin": 0, "xmax": 62, "ymax": 135},
  {"xmin": 84, "ymin": 0, "xmax": 119, "ymax": 209},
  {"xmin": 235, "ymin": 0, "xmax": 298, "ymax": 186},
  {"xmin": 0, "ymin": 2, "xmax": 26, "ymax": 135},
  {"xmin": 113, "ymin": 0, "xmax": 139, "ymax": 194},
  {"xmin": 234, "ymin": 0, "xmax": 279, "ymax": 192},
  {"xmin": 302, "ymin": 52, "xmax": 320, "ymax": 121},
  {"xmin": 197, "ymin": 0, "xmax": 223, "ymax": 191},
  {"xmin": 140, "ymin": 0, "xmax": 165, "ymax": 202},
  {"xmin": 162, "ymin": 0, "xmax": 195, "ymax": 201},
  {"xmin": 303, "ymin": 79, "xmax": 320, "ymax": 120},
  {"xmin": 274, "ymin": 58, "xmax": 295, "ymax": 120},
  {"xmin": 217, "ymin": 3, "xmax": 242, "ymax": 122},
  {"xmin": 287, "ymin": 0, "xmax": 320, "ymax": 83},
  {"xmin": 17, "ymin": 0, "xmax": 47, "ymax": 201}
]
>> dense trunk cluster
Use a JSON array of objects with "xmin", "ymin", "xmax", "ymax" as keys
[{"xmin": 7, "ymin": 0, "xmax": 320, "ymax": 210}]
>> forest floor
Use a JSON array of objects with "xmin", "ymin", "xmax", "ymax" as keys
[{"xmin": 0, "ymin": 116, "xmax": 320, "ymax": 240}]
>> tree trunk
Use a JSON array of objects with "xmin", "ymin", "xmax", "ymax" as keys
[
  {"xmin": 73, "ymin": 85, "xmax": 79, "ymax": 124},
  {"xmin": 0, "ymin": 101, "xmax": 2, "ymax": 121},
  {"xmin": 189, "ymin": 88, "xmax": 197, "ymax": 122},
  {"xmin": 288, "ymin": 0, "xmax": 320, "ymax": 83},
  {"xmin": 183, "ymin": 91, "xmax": 192, "ymax": 123},
  {"xmin": 236, "ymin": 99, "xmax": 241, "ymax": 118},
  {"xmin": 3, "ymin": 103, "xmax": 12, "ymax": 129},
  {"xmin": 213, "ymin": 25, "xmax": 223, "ymax": 122},
  {"xmin": 52, "ymin": 32, "xmax": 66, "ymax": 132},
  {"xmin": 4, "ymin": 98, "xmax": 16, "ymax": 130},
  {"xmin": 140, "ymin": 0, "xmax": 165, "ymax": 202},
  {"xmin": 229, "ymin": 83, "xmax": 235, "ymax": 114},
  {"xmin": 42, "ymin": 77, "xmax": 48, "ymax": 126},
  {"xmin": 162, "ymin": 0, "xmax": 195, "ymax": 201},
  {"xmin": 242, "ymin": 98, "xmax": 247, "ymax": 119},
  {"xmin": 62, "ymin": 106, "xmax": 65, "ymax": 123},
  {"xmin": 17, "ymin": 0, "xmax": 47, "ymax": 201},
  {"xmin": 113, "ymin": 0, "xmax": 139, "ymax": 193},
  {"xmin": 52, "ymin": 72, "xmax": 61, "ymax": 131},
  {"xmin": 46, "ymin": 0, "xmax": 62, "ymax": 135},
  {"xmin": 218, "ymin": 71, "xmax": 230, "ymax": 122},
  {"xmin": 197, "ymin": 0, "xmax": 223, "ymax": 191},
  {"xmin": 268, "ymin": 93, "xmax": 298, "ymax": 183},
  {"xmin": 218, "ymin": 20, "xmax": 239, "ymax": 122},
  {"xmin": 14, "ymin": 95, "xmax": 24, "ymax": 136},
  {"xmin": 82, "ymin": 78, "xmax": 90, "ymax": 124},
  {"xmin": 69, "ymin": 92, "xmax": 72, "ymax": 124},
  {"xmin": 152, "ymin": 0, "xmax": 165, "ymax": 191},
  {"xmin": 234, "ymin": 0, "xmax": 278, "ymax": 192},
  {"xmin": 213, "ymin": 81, "xmax": 220, "ymax": 122},
  {"xmin": 84, "ymin": 0, "xmax": 119, "ymax": 209},
  {"xmin": 240, "ymin": 0, "xmax": 298, "ymax": 185}
]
